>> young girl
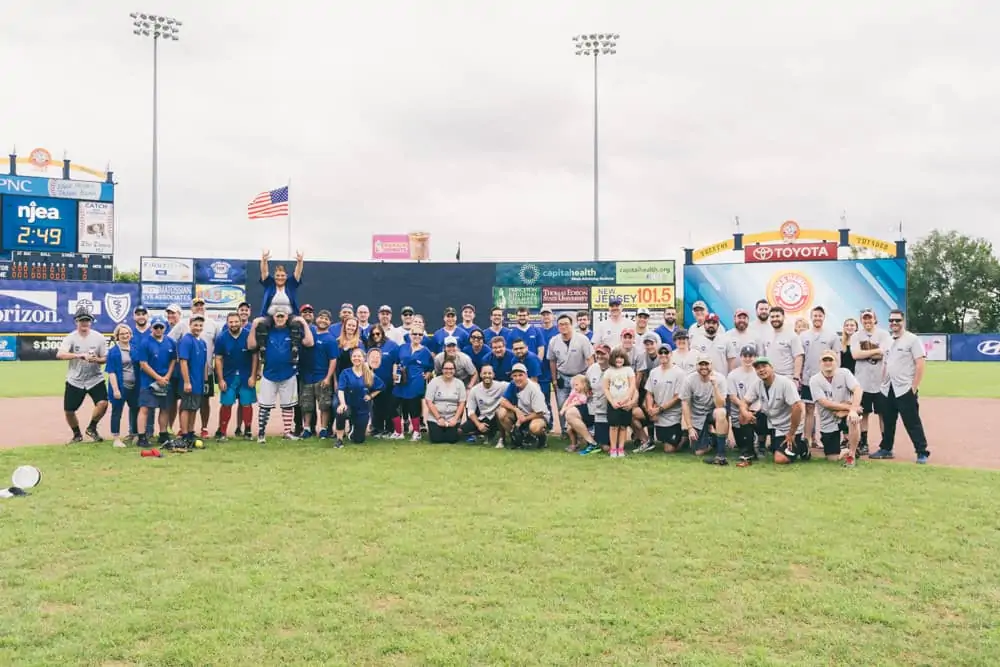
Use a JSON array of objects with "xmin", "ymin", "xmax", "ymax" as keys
[
  {"xmin": 560, "ymin": 374, "xmax": 598, "ymax": 453},
  {"xmin": 335, "ymin": 348, "xmax": 384, "ymax": 448},
  {"xmin": 602, "ymin": 347, "xmax": 637, "ymax": 458}
]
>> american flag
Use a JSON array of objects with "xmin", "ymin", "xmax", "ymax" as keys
[{"xmin": 247, "ymin": 186, "xmax": 289, "ymax": 219}]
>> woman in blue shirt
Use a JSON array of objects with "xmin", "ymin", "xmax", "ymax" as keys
[
  {"xmin": 335, "ymin": 348, "xmax": 384, "ymax": 448},
  {"xmin": 392, "ymin": 326, "xmax": 434, "ymax": 441},
  {"xmin": 106, "ymin": 324, "xmax": 140, "ymax": 448},
  {"xmin": 251, "ymin": 248, "xmax": 305, "ymax": 364},
  {"xmin": 366, "ymin": 325, "xmax": 398, "ymax": 437}
]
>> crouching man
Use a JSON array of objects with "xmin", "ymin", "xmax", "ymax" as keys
[
  {"xmin": 737, "ymin": 356, "xmax": 808, "ymax": 464},
  {"xmin": 497, "ymin": 363, "xmax": 549, "ymax": 449}
]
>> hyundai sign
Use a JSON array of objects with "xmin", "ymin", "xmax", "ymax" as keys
[{"xmin": 948, "ymin": 334, "xmax": 1000, "ymax": 362}]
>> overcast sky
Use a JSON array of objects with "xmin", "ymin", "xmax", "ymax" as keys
[{"xmin": 3, "ymin": 1, "xmax": 997, "ymax": 268}]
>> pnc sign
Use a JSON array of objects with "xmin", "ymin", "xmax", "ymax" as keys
[{"xmin": 744, "ymin": 242, "xmax": 839, "ymax": 263}]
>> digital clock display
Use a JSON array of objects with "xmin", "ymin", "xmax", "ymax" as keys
[
  {"xmin": 1, "ymin": 194, "xmax": 79, "ymax": 254},
  {"xmin": 3, "ymin": 251, "xmax": 114, "ymax": 282}
]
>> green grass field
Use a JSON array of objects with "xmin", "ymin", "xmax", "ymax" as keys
[
  {"xmin": 0, "ymin": 444, "xmax": 998, "ymax": 665},
  {"xmin": 2, "ymin": 360, "xmax": 998, "ymax": 399}
]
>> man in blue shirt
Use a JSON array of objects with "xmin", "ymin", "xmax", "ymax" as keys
[
  {"xmin": 510, "ymin": 338, "xmax": 542, "ymax": 382},
  {"xmin": 134, "ymin": 316, "xmax": 176, "ymax": 448},
  {"xmin": 654, "ymin": 306, "xmax": 679, "ymax": 348},
  {"xmin": 300, "ymin": 308, "xmax": 338, "ymax": 439},
  {"xmin": 248, "ymin": 306, "xmax": 315, "ymax": 443},
  {"xmin": 510, "ymin": 307, "xmax": 545, "ymax": 359},
  {"xmin": 177, "ymin": 314, "xmax": 209, "ymax": 448},
  {"xmin": 131, "ymin": 304, "xmax": 151, "ymax": 341},
  {"xmin": 430, "ymin": 306, "xmax": 469, "ymax": 355},
  {"xmin": 483, "ymin": 307, "xmax": 512, "ymax": 347},
  {"xmin": 484, "ymin": 335, "xmax": 515, "ymax": 382},
  {"xmin": 459, "ymin": 304, "xmax": 481, "ymax": 336},
  {"xmin": 214, "ymin": 312, "xmax": 258, "ymax": 441}
]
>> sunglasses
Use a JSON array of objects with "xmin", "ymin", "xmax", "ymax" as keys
[
  {"xmin": 372, "ymin": 332, "xmax": 383, "ymax": 336},
  {"xmin": 888, "ymin": 318, "xmax": 903, "ymax": 323}
]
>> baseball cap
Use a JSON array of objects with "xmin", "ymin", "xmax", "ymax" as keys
[
  {"xmin": 74, "ymin": 307, "xmax": 93, "ymax": 322},
  {"xmin": 595, "ymin": 343, "xmax": 611, "ymax": 354},
  {"xmin": 379, "ymin": 304, "xmax": 392, "ymax": 313},
  {"xmin": 191, "ymin": 296, "xmax": 206, "ymax": 306},
  {"xmin": 861, "ymin": 308, "xmax": 876, "ymax": 317},
  {"xmin": 705, "ymin": 313, "xmax": 720, "ymax": 323},
  {"xmin": 821, "ymin": 349, "xmax": 838, "ymax": 361},
  {"xmin": 133, "ymin": 304, "xmax": 148, "ymax": 314},
  {"xmin": 692, "ymin": 300, "xmax": 708, "ymax": 310},
  {"xmin": 608, "ymin": 296, "xmax": 623, "ymax": 306},
  {"xmin": 317, "ymin": 309, "xmax": 333, "ymax": 319},
  {"xmin": 190, "ymin": 313, "xmax": 205, "ymax": 322},
  {"xmin": 401, "ymin": 305, "xmax": 415, "ymax": 315},
  {"xmin": 273, "ymin": 305, "xmax": 291, "ymax": 316},
  {"xmin": 657, "ymin": 343, "xmax": 673, "ymax": 354},
  {"xmin": 238, "ymin": 301, "xmax": 251, "ymax": 309},
  {"xmin": 444, "ymin": 336, "xmax": 458, "ymax": 346},
  {"xmin": 637, "ymin": 307, "xmax": 651, "ymax": 317},
  {"xmin": 300, "ymin": 304, "xmax": 314, "ymax": 312},
  {"xmin": 540, "ymin": 306, "xmax": 553, "ymax": 314},
  {"xmin": 444, "ymin": 307, "xmax": 457, "ymax": 316},
  {"xmin": 165, "ymin": 303, "xmax": 182, "ymax": 314},
  {"xmin": 642, "ymin": 332, "xmax": 659, "ymax": 344},
  {"xmin": 752, "ymin": 356, "xmax": 773, "ymax": 367},
  {"xmin": 340, "ymin": 303, "xmax": 354, "ymax": 310},
  {"xmin": 695, "ymin": 353, "xmax": 712, "ymax": 364},
  {"xmin": 673, "ymin": 328, "xmax": 689, "ymax": 339},
  {"xmin": 150, "ymin": 316, "xmax": 167, "ymax": 328},
  {"xmin": 735, "ymin": 308, "xmax": 748, "ymax": 317},
  {"xmin": 511, "ymin": 362, "xmax": 528, "ymax": 374},
  {"xmin": 740, "ymin": 344, "xmax": 758, "ymax": 357},
  {"xmin": 621, "ymin": 328, "xmax": 635, "ymax": 338},
  {"xmin": 461, "ymin": 304, "xmax": 476, "ymax": 312}
]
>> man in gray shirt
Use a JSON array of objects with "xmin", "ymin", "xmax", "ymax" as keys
[
  {"xmin": 55, "ymin": 307, "xmax": 110, "ymax": 443},
  {"xmin": 849, "ymin": 309, "xmax": 893, "ymax": 455},
  {"xmin": 461, "ymin": 365, "xmax": 508, "ymax": 445},
  {"xmin": 738, "ymin": 356, "xmax": 807, "ymax": 464},
  {"xmin": 679, "ymin": 354, "xmax": 729, "ymax": 462},
  {"xmin": 762, "ymin": 306, "xmax": 804, "ymax": 383},
  {"xmin": 548, "ymin": 314, "xmax": 595, "ymax": 431},
  {"xmin": 498, "ymin": 363, "xmax": 551, "ymax": 449},
  {"xmin": 799, "ymin": 305, "xmax": 842, "ymax": 451},
  {"xmin": 870, "ymin": 309, "xmax": 930, "ymax": 463}
]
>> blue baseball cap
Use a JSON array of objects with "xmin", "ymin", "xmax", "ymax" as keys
[
  {"xmin": 151, "ymin": 316, "xmax": 167, "ymax": 328},
  {"xmin": 133, "ymin": 304, "xmax": 148, "ymax": 314}
]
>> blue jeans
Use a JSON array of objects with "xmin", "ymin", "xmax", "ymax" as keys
[{"xmin": 110, "ymin": 384, "xmax": 140, "ymax": 436}]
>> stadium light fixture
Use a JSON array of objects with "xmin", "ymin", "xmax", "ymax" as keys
[
  {"xmin": 131, "ymin": 12, "xmax": 183, "ymax": 257},
  {"xmin": 572, "ymin": 32, "xmax": 619, "ymax": 262}
]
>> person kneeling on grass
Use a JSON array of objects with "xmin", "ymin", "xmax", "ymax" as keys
[
  {"xmin": 461, "ymin": 365, "xmax": 507, "ymax": 445},
  {"xmin": 736, "ymin": 356, "xmax": 808, "ymax": 464},
  {"xmin": 497, "ymin": 363, "xmax": 550, "ymax": 449},
  {"xmin": 334, "ymin": 347, "xmax": 385, "ymax": 448},
  {"xmin": 424, "ymin": 359, "xmax": 468, "ymax": 444},
  {"xmin": 248, "ymin": 306, "xmax": 315, "ymax": 443},
  {"xmin": 680, "ymin": 354, "xmax": 730, "ymax": 465},
  {"xmin": 809, "ymin": 349, "xmax": 863, "ymax": 467}
]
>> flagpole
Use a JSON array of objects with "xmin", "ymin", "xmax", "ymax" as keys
[{"xmin": 286, "ymin": 178, "xmax": 292, "ymax": 259}]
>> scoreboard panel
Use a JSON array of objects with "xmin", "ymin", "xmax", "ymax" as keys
[{"xmin": 4, "ymin": 251, "xmax": 114, "ymax": 282}]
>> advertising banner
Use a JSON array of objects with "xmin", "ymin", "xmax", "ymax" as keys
[
  {"xmin": 371, "ymin": 233, "xmax": 431, "ymax": 261},
  {"xmin": 1, "ymin": 194, "xmax": 80, "ymax": 254},
  {"xmin": 0, "ymin": 334, "xmax": 17, "ymax": 361},
  {"xmin": 591, "ymin": 285, "xmax": 676, "ymax": 310},
  {"xmin": 917, "ymin": 334, "xmax": 948, "ymax": 362},
  {"xmin": 0, "ymin": 281, "xmax": 138, "ymax": 334},
  {"xmin": 541, "ymin": 286, "xmax": 590, "ymax": 309},
  {"xmin": 77, "ymin": 201, "xmax": 115, "ymax": 254},
  {"xmin": 495, "ymin": 262, "xmax": 617, "ymax": 287},
  {"xmin": 615, "ymin": 261, "xmax": 676, "ymax": 285},
  {"xmin": 140, "ymin": 257, "xmax": 194, "ymax": 283},
  {"xmin": 195, "ymin": 284, "xmax": 247, "ymax": 310},
  {"xmin": 744, "ymin": 242, "xmax": 839, "ymax": 263},
  {"xmin": 683, "ymin": 258, "xmax": 907, "ymax": 330},
  {"xmin": 0, "ymin": 174, "xmax": 115, "ymax": 202},
  {"xmin": 141, "ymin": 283, "xmax": 194, "ymax": 309},
  {"xmin": 492, "ymin": 286, "xmax": 541, "ymax": 310},
  {"xmin": 949, "ymin": 334, "xmax": 1000, "ymax": 362},
  {"xmin": 16, "ymin": 332, "xmax": 115, "ymax": 362},
  {"xmin": 194, "ymin": 258, "xmax": 248, "ymax": 285}
]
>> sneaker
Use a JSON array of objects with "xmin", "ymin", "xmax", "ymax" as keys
[
  {"xmin": 916, "ymin": 453, "xmax": 929, "ymax": 465},
  {"xmin": 579, "ymin": 444, "xmax": 599, "ymax": 456},
  {"xmin": 495, "ymin": 438, "xmax": 505, "ymax": 449},
  {"xmin": 66, "ymin": 433, "xmax": 83, "ymax": 445},
  {"xmin": 283, "ymin": 433, "xmax": 302, "ymax": 441},
  {"xmin": 217, "ymin": 434, "xmax": 229, "ymax": 442},
  {"xmin": 633, "ymin": 441, "xmax": 655, "ymax": 454},
  {"xmin": 200, "ymin": 429, "xmax": 209, "ymax": 439},
  {"xmin": 704, "ymin": 456, "xmax": 729, "ymax": 466},
  {"xmin": 389, "ymin": 432, "xmax": 404, "ymax": 440},
  {"xmin": 234, "ymin": 426, "xmax": 243, "ymax": 437},
  {"xmin": 410, "ymin": 431, "xmax": 421, "ymax": 442},
  {"xmin": 334, "ymin": 438, "xmax": 344, "ymax": 449},
  {"xmin": 737, "ymin": 456, "xmax": 753, "ymax": 468},
  {"xmin": 85, "ymin": 426, "xmax": 103, "ymax": 442},
  {"xmin": 858, "ymin": 444, "xmax": 870, "ymax": 457},
  {"xmin": 869, "ymin": 449, "xmax": 895, "ymax": 460},
  {"xmin": 244, "ymin": 431, "xmax": 253, "ymax": 441},
  {"xmin": 842, "ymin": 454, "xmax": 856, "ymax": 468},
  {"xmin": 466, "ymin": 435, "xmax": 478, "ymax": 443},
  {"xmin": 112, "ymin": 437, "xmax": 126, "ymax": 449},
  {"xmin": 257, "ymin": 435, "xmax": 267, "ymax": 445},
  {"xmin": 301, "ymin": 429, "xmax": 313, "ymax": 440}
]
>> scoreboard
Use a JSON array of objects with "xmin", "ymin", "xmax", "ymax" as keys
[{"xmin": 2, "ymin": 251, "xmax": 114, "ymax": 282}]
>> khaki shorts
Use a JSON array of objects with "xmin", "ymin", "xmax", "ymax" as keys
[{"xmin": 300, "ymin": 380, "xmax": 332, "ymax": 413}]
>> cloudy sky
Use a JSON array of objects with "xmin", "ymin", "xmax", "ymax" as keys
[{"xmin": 3, "ymin": 1, "xmax": 997, "ymax": 268}]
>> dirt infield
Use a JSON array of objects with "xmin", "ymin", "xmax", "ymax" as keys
[{"xmin": 0, "ymin": 395, "xmax": 996, "ymax": 469}]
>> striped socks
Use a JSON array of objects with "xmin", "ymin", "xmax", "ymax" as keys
[
  {"xmin": 258, "ymin": 407, "xmax": 271, "ymax": 437},
  {"xmin": 281, "ymin": 408, "xmax": 294, "ymax": 436}
]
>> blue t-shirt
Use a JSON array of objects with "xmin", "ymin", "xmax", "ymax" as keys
[
  {"xmin": 510, "ymin": 325, "xmax": 545, "ymax": 357},
  {"xmin": 133, "ymin": 335, "xmax": 176, "ymax": 390},
  {"xmin": 463, "ymin": 344, "xmax": 491, "ymax": 372},
  {"xmin": 262, "ymin": 327, "xmax": 296, "ymax": 382},
  {"xmin": 214, "ymin": 329, "xmax": 253, "ymax": 385},
  {"xmin": 429, "ymin": 327, "xmax": 470, "ymax": 355},
  {"xmin": 131, "ymin": 324, "xmax": 152, "ymax": 344},
  {"xmin": 654, "ymin": 325, "xmax": 676, "ymax": 348},
  {"xmin": 539, "ymin": 325, "xmax": 559, "ymax": 381},
  {"xmin": 483, "ymin": 327, "xmax": 512, "ymax": 347},
  {"xmin": 459, "ymin": 323, "xmax": 482, "ymax": 336},
  {"xmin": 582, "ymin": 329, "xmax": 594, "ymax": 341},
  {"xmin": 369, "ymin": 341, "xmax": 399, "ymax": 386},
  {"xmin": 338, "ymin": 368, "xmax": 385, "ymax": 409},
  {"xmin": 177, "ymin": 334, "xmax": 208, "ymax": 395},
  {"xmin": 393, "ymin": 345, "xmax": 435, "ymax": 400},
  {"xmin": 483, "ymin": 352, "xmax": 515, "ymax": 382},
  {"xmin": 305, "ymin": 330, "xmax": 338, "ymax": 384},
  {"xmin": 512, "ymin": 351, "xmax": 543, "ymax": 379}
]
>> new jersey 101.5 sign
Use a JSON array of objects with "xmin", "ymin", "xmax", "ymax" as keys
[{"xmin": 1, "ymin": 195, "xmax": 79, "ymax": 253}]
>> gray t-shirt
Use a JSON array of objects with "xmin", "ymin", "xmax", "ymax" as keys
[
  {"xmin": 745, "ymin": 374, "xmax": 803, "ymax": 436},
  {"xmin": 749, "ymin": 319, "xmax": 772, "ymax": 354},
  {"xmin": 809, "ymin": 368, "xmax": 860, "ymax": 434},
  {"xmin": 267, "ymin": 287, "xmax": 291, "ymax": 316},
  {"xmin": 59, "ymin": 330, "xmax": 108, "ymax": 390},
  {"xmin": 424, "ymin": 376, "xmax": 467, "ymax": 424},
  {"xmin": 547, "ymin": 332, "xmax": 594, "ymax": 377},
  {"xmin": 672, "ymin": 349, "xmax": 697, "ymax": 375},
  {"xmin": 508, "ymin": 380, "xmax": 551, "ymax": 419},
  {"xmin": 763, "ymin": 327, "xmax": 805, "ymax": 377},
  {"xmin": 726, "ymin": 366, "xmax": 760, "ymax": 421},
  {"xmin": 434, "ymin": 352, "xmax": 477, "ymax": 382},
  {"xmin": 585, "ymin": 362, "xmax": 608, "ymax": 422},
  {"xmin": 644, "ymin": 365, "xmax": 686, "ymax": 426},
  {"xmin": 466, "ymin": 381, "xmax": 508, "ymax": 420},
  {"xmin": 689, "ymin": 333, "xmax": 729, "ymax": 375},
  {"xmin": 680, "ymin": 371, "xmax": 727, "ymax": 427},
  {"xmin": 850, "ymin": 328, "xmax": 893, "ymax": 393},
  {"xmin": 121, "ymin": 347, "xmax": 136, "ymax": 389},
  {"xmin": 800, "ymin": 327, "xmax": 842, "ymax": 380},
  {"xmin": 882, "ymin": 331, "xmax": 924, "ymax": 397},
  {"xmin": 634, "ymin": 351, "xmax": 659, "ymax": 374},
  {"xmin": 724, "ymin": 327, "xmax": 758, "ymax": 366}
]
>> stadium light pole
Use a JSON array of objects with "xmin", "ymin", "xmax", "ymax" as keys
[
  {"xmin": 131, "ymin": 12, "xmax": 181, "ymax": 257},
  {"xmin": 573, "ymin": 33, "xmax": 618, "ymax": 262}
]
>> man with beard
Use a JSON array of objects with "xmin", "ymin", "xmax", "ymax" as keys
[
  {"xmin": 679, "ymin": 354, "xmax": 730, "ymax": 463},
  {"xmin": 643, "ymin": 344, "xmax": 686, "ymax": 452},
  {"xmin": 461, "ymin": 365, "xmax": 507, "ymax": 445},
  {"xmin": 131, "ymin": 304, "xmax": 151, "ymax": 341},
  {"xmin": 511, "ymin": 338, "xmax": 542, "ymax": 383},
  {"xmin": 654, "ymin": 307, "xmax": 678, "ymax": 348},
  {"xmin": 435, "ymin": 336, "xmax": 479, "ymax": 387},
  {"xmin": 749, "ymin": 299, "xmax": 772, "ymax": 351},
  {"xmin": 483, "ymin": 335, "xmax": 515, "ymax": 382},
  {"xmin": 593, "ymin": 297, "xmax": 633, "ymax": 347},
  {"xmin": 498, "ymin": 363, "xmax": 550, "ymax": 449},
  {"xmin": 738, "ymin": 357, "xmax": 808, "ymax": 464},
  {"xmin": 800, "ymin": 306, "xmax": 842, "ymax": 451},
  {"xmin": 330, "ymin": 303, "xmax": 354, "ymax": 337},
  {"xmin": 237, "ymin": 301, "xmax": 252, "ymax": 328},
  {"xmin": 850, "ymin": 309, "xmax": 892, "ymax": 455},
  {"xmin": 299, "ymin": 309, "xmax": 338, "ymax": 439},
  {"xmin": 214, "ymin": 312, "xmax": 258, "ymax": 441},
  {"xmin": 292, "ymin": 303, "xmax": 316, "ymax": 436},
  {"xmin": 870, "ymin": 310, "xmax": 930, "ymax": 463},
  {"xmin": 548, "ymin": 314, "xmax": 595, "ymax": 434},
  {"xmin": 483, "ymin": 306, "xmax": 513, "ymax": 347},
  {"xmin": 688, "ymin": 301, "xmax": 726, "ymax": 339},
  {"xmin": 724, "ymin": 309, "xmax": 756, "ymax": 372},
  {"xmin": 689, "ymin": 314, "xmax": 729, "ymax": 374},
  {"xmin": 576, "ymin": 310, "xmax": 593, "ymax": 340},
  {"xmin": 510, "ymin": 306, "xmax": 545, "ymax": 359},
  {"xmin": 299, "ymin": 304, "xmax": 315, "ymax": 326},
  {"xmin": 763, "ymin": 306, "xmax": 804, "ymax": 383},
  {"xmin": 248, "ymin": 306, "xmax": 315, "ymax": 442},
  {"xmin": 809, "ymin": 349, "xmax": 863, "ymax": 466},
  {"xmin": 459, "ymin": 304, "xmax": 481, "ymax": 336}
]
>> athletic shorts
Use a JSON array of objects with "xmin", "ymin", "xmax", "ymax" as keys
[
  {"xmin": 258, "ymin": 377, "xmax": 298, "ymax": 408},
  {"xmin": 772, "ymin": 433, "xmax": 808, "ymax": 462},
  {"xmin": 461, "ymin": 415, "xmax": 498, "ymax": 435},
  {"xmin": 592, "ymin": 420, "xmax": 610, "ymax": 445},
  {"xmin": 576, "ymin": 404, "xmax": 594, "ymax": 427},
  {"xmin": 300, "ymin": 381, "xmax": 332, "ymax": 413},
  {"xmin": 607, "ymin": 406, "xmax": 632, "ymax": 427},
  {"xmin": 64, "ymin": 382, "xmax": 108, "ymax": 412},
  {"xmin": 861, "ymin": 391, "xmax": 884, "ymax": 415},
  {"xmin": 219, "ymin": 374, "xmax": 257, "ymax": 407},
  {"xmin": 653, "ymin": 423, "xmax": 682, "ymax": 445},
  {"xmin": 820, "ymin": 430, "xmax": 845, "ymax": 456},
  {"xmin": 691, "ymin": 416, "xmax": 715, "ymax": 449},
  {"xmin": 800, "ymin": 385, "xmax": 813, "ymax": 403},
  {"xmin": 179, "ymin": 391, "xmax": 203, "ymax": 412},
  {"xmin": 139, "ymin": 385, "xmax": 172, "ymax": 409}
]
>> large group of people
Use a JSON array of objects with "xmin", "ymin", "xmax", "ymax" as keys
[{"xmin": 56, "ymin": 252, "xmax": 933, "ymax": 465}]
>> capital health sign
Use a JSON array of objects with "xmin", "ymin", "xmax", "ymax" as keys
[
  {"xmin": 0, "ymin": 280, "xmax": 139, "ymax": 333},
  {"xmin": 495, "ymin": 262, "xmax": 618, "ymax": 287}
]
